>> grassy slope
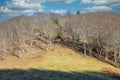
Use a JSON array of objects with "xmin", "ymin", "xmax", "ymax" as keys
[{"xmin": 0, "ymin": 45, "xmax": 118, "ymax": 80}]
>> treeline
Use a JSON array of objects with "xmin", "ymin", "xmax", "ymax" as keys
[
  {"xmin": 0, "ymin": 13, "xmax": 61, "ymax": 57},
  {"xmin": 0, "ymin": 12, "xmax": 120, "ymax": 65},
  {"xmin": 59, "ymin": 13, "xmax": 120, "ymax": 64}
]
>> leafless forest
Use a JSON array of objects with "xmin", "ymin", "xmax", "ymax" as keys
[{"xmin": 0, "ymin": 12, "xmax": 120, "ymax": 67}]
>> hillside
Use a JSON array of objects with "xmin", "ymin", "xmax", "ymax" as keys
[
  {"xmin": 0, "ymin": 12, "xmax": 120, "ymax": 80},
  {"xmin": 0, "ymin": 44, "xmax": 119, "ymax": 80}
]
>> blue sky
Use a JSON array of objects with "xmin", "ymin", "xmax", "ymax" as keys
[{"xmin": 0, "ymin": 0, "xmax": 120, "ymax": 22}]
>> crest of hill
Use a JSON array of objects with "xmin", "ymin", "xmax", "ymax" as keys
[
  {"xmin": 0, "ymin": 12, "xmax": 120, "ymax": 26},
  {"xmin": 62, "ymin": 12, "xmax": 120, "ymax": 29}
]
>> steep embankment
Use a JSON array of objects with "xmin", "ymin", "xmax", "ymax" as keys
[{"xmin": 0, "ymin": 45, "xmax": 119, "ymax": 80}]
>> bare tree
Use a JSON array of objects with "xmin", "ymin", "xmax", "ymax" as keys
[
  {"xmin": 39, "ymin": 15, "xmax": 57, "ymax": 51},
  {"xmin": 25, "ymin": 18, "xmax": 36, "ymax": 47},
  {"xmin": 110, "ymin": 30, "xmax": 120, "ymax": 63}
]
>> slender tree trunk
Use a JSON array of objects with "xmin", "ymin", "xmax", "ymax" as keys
[
  {"xmin": 30, "ymin": 40, "xmax": 33, "ymax": 47},
  {"xmin": 77, "ymin": 36, "xmax": 80, "ymax": 44},
  {"xmin": 89, "ymin": 48, "xmax": 92, "ymax": 56},
  {"xmin": 19, "ymin": 40, "xmax": 25, "ymax": 58},
  {"xmin": 98, "ymin": 49, "xmax": 102, "ymax": 58},
  {"xmin": 46, "ymin": 42, "xmax": 49, "ymax": 52},
  {"xmin": 117, "ymin": 51, "xmax": 120, "ymax": 63},
  {"xmin": 114, "ymin": 51, "xmax": 117, "ymax": 63},
  {"xmin": 46, "ymin": 41, "xmax": 52, "ymax": 52},
  {"xmin": 84, "ymin": 43, "xmax": 87, "ymax": 55},
  {"xmin": 105, "ymin": 51, "xmax": 108, "ymax": 61},
  {"xmin": 2, "ymin": 41, "xmax": 6, "ymax": 55},
  {"xmin": 22, "ymin": 48, "xmax": 25, "ymax": 53},
  {"xmin": 72, "ymin": 35, "xmax": 75, "ymax": 43},
  {"xmin": 19, "ymin": 50, "xmax": 22, "ymax": 58}
]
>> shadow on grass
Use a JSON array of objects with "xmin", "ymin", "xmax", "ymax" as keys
[
  {"xmin": 60, "ymin": 41, "xmax": 85, "ymax": 54},
  {"xmin": 0, "ymin": 69, "xmax": 118, "ymax": 80},
  {"xmin": 60, "ymin": 41, "xmax": 120, "ymax": 68}
]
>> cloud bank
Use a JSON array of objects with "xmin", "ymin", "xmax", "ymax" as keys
[
  {"xmin": 81, "ymin": 0, "xmax": 120, "ymax": 12},
  {"xmin": 50, "ymin": 9, "xmax": 67, "ymax": 15},
  {"xmin": 0, "ymin": 0, "xmax": 120, "ymax": 22},
  {"xmin": 0, "ymin": 0, "xmax": 77, "ymax": 22}
]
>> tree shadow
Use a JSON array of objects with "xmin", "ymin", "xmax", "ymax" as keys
[
  {"xmin": 0, "ymin": 69, "xmax": 118, "ymax": 80},
  {"xmin": 60, "ymin": 41, "xmax": 120, "ymax": 68},
  {"xmin": 60, "ymin": 41, "xmax": 89, "ymax": 55}
]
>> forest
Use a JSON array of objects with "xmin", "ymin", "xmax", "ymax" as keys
[{"xmin": 0, "ymin": 12, "xmax": 120, "ymax": 67}]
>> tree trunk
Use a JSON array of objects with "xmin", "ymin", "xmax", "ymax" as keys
[
  {"xmin": 19, "ymin": 50, "xmax": 22, "ymax": 58},
  {"xmin": 105, "ymin": 51, "xmax": 108, "ymax": 61},
  {"xmin": 98, "ymin": 49, "xmax": 102, "ymax": 58},
  {"xmin": 114, "ymin": 51, "xmax": 117, "ymax": 63},
  {"xmin": 89, "ymin": 48, "xmax": 92, "ymax": 56},
  {"xmin": 84, "ymin": 43, "xmax": 87, "ymax": 55},
  {"xmin": 117, "ymin": 51, "xmax": 120, "ymax": 63},
  {"xmin": 72, "ymin": 36, "xmax": 75, "ymax": 43},
  {"xmin": 46, "ymin": 41, "xmax": 52, "ymax": 52},
  {"xmin": 77, "ymin": 36, "xmax": 80, "ymax": 44},
  {"xmin": 30, "ymin": 40, "xmax": 33, "ymax": 47}
]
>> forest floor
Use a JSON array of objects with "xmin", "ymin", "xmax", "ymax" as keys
[{"xmin": 0, "ymin": 44, "xmax": 120, "ymax": 80}]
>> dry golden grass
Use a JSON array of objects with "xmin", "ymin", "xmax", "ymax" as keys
[
  {"xmin": 0, "ymin": 45, "xmax": 113, "ymax": 69},
  {"xmin": 102, "ymin": 67, "xmax": 120, "ymax": 77},
  {"xmin": 0, "ymin": 45, "xmax": 118, "ymax": 80}
]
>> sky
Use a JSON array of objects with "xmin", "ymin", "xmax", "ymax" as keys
[{"xmin": 0, "ymin": 0, "xmax": 120, "ymax": 22}]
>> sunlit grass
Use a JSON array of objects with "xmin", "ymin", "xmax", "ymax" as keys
[{"xmin": 0, "ymin": 45, "xmax": 116, "ymax": 80}]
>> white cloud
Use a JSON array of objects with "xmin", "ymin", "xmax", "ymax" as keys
[
  {"xmin": 65, "ymin": 0, "xmax": 76, "ymax": 3},
  {"xmin": 6, "ymin": 0, "xmax": 44, "ymax": 10},
  {"xmin": 48, "ymin": 0, "xmax": 76, "ymax": 4},
  {"xmin": 81, "ymin": 0, "xmax": 92, "ymax": 4},
  {"xmin": 111, "ymin": 3, "xmax": 120, "ymax": 8},
  {"xmin": 93, "ymin": 0, "xmax": 110, "ymax": 5},
  {"xmin": 0, "ymin": 7, "xmax": 13, "ymax": 13},
  {"xmin": 28, "ymin": 0, "xmax": 46, "ymax": 3},
  {"xmin": 86, "ymin": 6, "xmax": 112, "ymax": 12},
  {"xmin": 0, "ymin": 0, "xmax": 77, "ymax": 22},
  {"xmin": 50, "ymin": 9, "xmax": 67, "ymax": 14},
  {"xmin": 0, "ymin": 0, "xmax": 76, "ymax": 19},
  {"xmin": 81, "ymin": 0, "xmax": 120, "ymax": 5},
  {"xmin": 81, "ymin": 0, "xmax": 120, "ymax": 13},
  {"xmin": 0, "ymin": 0, "xmax": 45, "ymax": 22},
  {"xmin": 93, "ymin": 0, "xmax": 120, "ymax": 5}
]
